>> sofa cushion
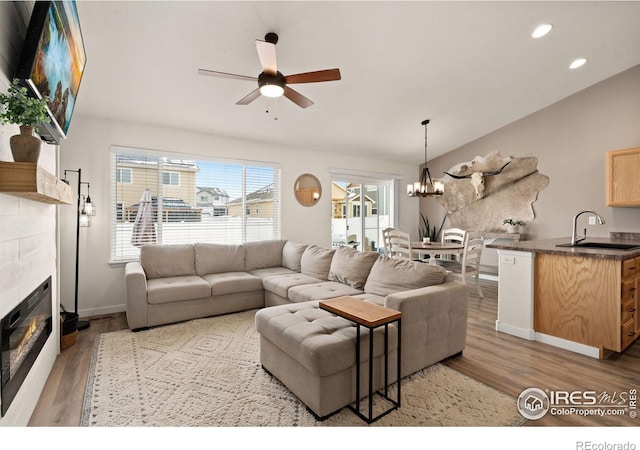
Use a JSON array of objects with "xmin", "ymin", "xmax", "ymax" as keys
[
  {"xmin": 288, "ymin": 281, "xmax": 363, "ymax": 303},
  {"xmin": 328, "ymin": 246, "xmax": 380, "ymax": 289},
  {"xmin": 255, "ymin": 302, "xmax": 397, "ymax": 377},
  {"xmin": 262, "ymin": 273, "xmax": 324, "ymax": 299},
  {"xmin": 245, "ymin": 240, "xmax": 286, "ymax": 271},
  {"xmin": 141, "ymin": 244, "xmax": 195, "ymax": 279},
  {"xmin": 282, "ymin": 241, "xmax": 308, "ymax": 272},
  {"xmin": 300, "ymin": 245, "xmax": 335, "ymax": 280},
  {"xmin": 352, "ymin": 292, "xmax": 386, "ymax": 307},
  {"xmin": 364, "ymin": 256, "xmax": 448, "ymax": 297},
  {"xmin": 194, "ymin": 243, "xmax": 245, "ymax": 275},
  {"xmin": 201, "ymin": 272, "xmax": 264, "ymax": 296},
  {"xmin": 147, "ymin": 275, "xmax": 211, "ymax": 304},
  {"xmin": 248, "ymin": 267, "xmax": 297, "ymax": 279}
]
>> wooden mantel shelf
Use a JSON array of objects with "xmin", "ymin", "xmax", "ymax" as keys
[{"xmin": 0, "ymin": 162, "xmax": 73, "ymax": 204}]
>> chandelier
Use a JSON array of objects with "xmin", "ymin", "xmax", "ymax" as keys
[{"xmin": 407, "ymin": 119, "xmax": 444, "ymax": 197}]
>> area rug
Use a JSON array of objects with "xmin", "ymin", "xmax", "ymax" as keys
[{"xmin": 81, "ymin": 309, "xmax": 525, "ymax": 427}]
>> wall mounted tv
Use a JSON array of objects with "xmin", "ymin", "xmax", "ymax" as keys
[{"xmin": 15, "ymin": 0, "xmax": 86, "ymax": 145}]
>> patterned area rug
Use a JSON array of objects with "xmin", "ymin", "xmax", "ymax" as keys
[{"xmin": 82, "ymin": 309, "xmax": 525, "ymax": 427}]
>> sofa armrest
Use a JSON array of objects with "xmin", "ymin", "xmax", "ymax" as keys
[
  {"xmin": 384, "ymin": 281, "xmax": 469, "ymax": 377},
  {"xmin": 125, "ymin": 261, "xmax": 149, "ymax": 330}
]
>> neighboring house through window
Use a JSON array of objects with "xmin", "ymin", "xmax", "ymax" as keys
[
  {"xmin": 330, "ymin": 171, "xmax": 397, "ymax": 253},
  {"xmin": 111, "ymin": 146, "xmax": 281, "ymax": 262},
  {"xmin": 162, "ymin": 171, "xmax": 180, "ymax": 186}
]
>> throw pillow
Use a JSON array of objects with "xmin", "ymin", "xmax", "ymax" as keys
[
  {"xmin": 363, "ymin": 256, "xmax": 448, "ymax": 297},
  {"xmin": 282, "ymin": 241, "xmax": 308, "ymax": 272},
  {"xmin": 328, "ymin": 246, "xmax": 380, "ymax": 289},
  {"xmin": 194, "ymin": 243, "xmax": 245, "ymax": 275},
  {"xmin": 244, "ymin": 240, "xmax": 286, "ymax": 271},
  {"xmin": 140, "ymin": 244, "xmax": 195, "ymax": 279},
  {"xmin": 300, "ymin": 245, "xmax": 335, "ymax": 280}
]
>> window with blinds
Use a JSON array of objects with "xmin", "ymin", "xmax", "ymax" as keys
[{"xmin": 111, "ymin": 146, "xmax": 281, "ymax": 262}]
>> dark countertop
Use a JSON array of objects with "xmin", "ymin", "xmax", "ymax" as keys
[{"xmin": 487, "ymin": 237, "xmax": 640, "ymax": 260}]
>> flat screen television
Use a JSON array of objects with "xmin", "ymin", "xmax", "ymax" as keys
[{"xmin": 15, "ymin": 0, "xmax": 86, "ymax": 145}]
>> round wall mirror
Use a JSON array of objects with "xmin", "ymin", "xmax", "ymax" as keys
[{"xmin": 294, "ymin": 173, "xmax": 321, "ymax": 206}]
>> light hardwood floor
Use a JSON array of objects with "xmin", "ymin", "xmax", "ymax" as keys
[{"xmin": 29, "ymin": 280, "xmax": 640, "ymax": 426}]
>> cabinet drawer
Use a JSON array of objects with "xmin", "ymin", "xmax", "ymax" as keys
[
  {"xmin": 622, "ymin": 318, "xmax": 636, "ymax": 349},
  {"xmin": 622, "ymin": 258, "xmax": 639, "ymax": 278},
  {"xmin": 622, "ymin": 278, "xmax": 637, "ymax": 301},
  {"xmin": 622, "ymin": 299, "xmax": 636, "ymax": 323}
]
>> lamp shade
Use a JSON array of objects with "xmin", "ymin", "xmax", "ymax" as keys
[
  {"xmin": 84, "ymin": 195, "xmax": 96, "ymax": 216},
  {"xmin": 79, "ymin": 212, "xmax": 90, "ymax": 227}
]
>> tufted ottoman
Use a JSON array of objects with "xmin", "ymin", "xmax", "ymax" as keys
[{"xmin": 255, "ymin": 301, "xmax": 398, "ymax": 419}]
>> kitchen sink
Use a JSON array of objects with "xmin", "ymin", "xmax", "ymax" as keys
[{"xmin": 556, "ymin": 241, "xmax": 640, "ymax": 250}]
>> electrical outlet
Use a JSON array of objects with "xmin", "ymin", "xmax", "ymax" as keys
[
  {"xmin": 588, "ymin": 216, "xmax": 596, "ymax": 225},
  {"xmin": 501, "ymin": 255, "xmax": 516, "ymax": 264}
]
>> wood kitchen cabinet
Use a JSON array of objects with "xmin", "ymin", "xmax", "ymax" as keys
[
  {"xmin": 535, "ymin": 253, "xmax": 640, "ymax": 357},
  {"xmin": 621, "ymin": 256, "xmax": 640, "ymax": 349},
  {"xmin": 606, "ymin": 147, "xmax": 640, "ymax": 206}
]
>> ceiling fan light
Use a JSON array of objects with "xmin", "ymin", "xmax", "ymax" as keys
[
  {"xmin": 258, "ymin": 72, "xmax": 286, "ymax": 98},
  {"xmin": 260, "ymin": 84, "xmax": 284, "ymax": 98}
]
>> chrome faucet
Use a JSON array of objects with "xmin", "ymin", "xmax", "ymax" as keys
[{"xmin": 571, "ymin": 210, "xmax": 606, "ymax": 245}]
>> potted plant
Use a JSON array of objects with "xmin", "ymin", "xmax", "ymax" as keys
[
  {"xmin": 419, "ymin": 212, "xmax": 446, "ymax": 243},
  {"xmin": 503, "ymin": 218, "xmax": 526, "ymax": 233},
  {"xmin": 0, "ymin": 78, "xmax": 51, "ymax": 163}
]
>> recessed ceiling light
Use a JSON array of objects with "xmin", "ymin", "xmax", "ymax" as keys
[
  {"xmin": 532, "ymin": 24, "xmax": 552, "ymax": 39},
  {"xmin": 570, "ymin": 58, "xmax": 587, "ymax": 69}
]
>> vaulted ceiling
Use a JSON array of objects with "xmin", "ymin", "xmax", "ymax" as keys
[{"xmin": 74, "ymin": 1, "xmax": 640, "ymax": 164}]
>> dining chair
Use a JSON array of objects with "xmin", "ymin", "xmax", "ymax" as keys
[
  {"xmin": 439, "ymin": 227, "xmax": 467, "ymax": 261},
  {"xmin": 435, "ymin": 232, "xmax": 484, "ymax": 298},
  {"xmin": 382, "ymin": 227, "xmax": 416, "ymax": 260}
]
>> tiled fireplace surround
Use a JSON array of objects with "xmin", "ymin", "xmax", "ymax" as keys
[
  {"xmin": 0, "ymin": 2, "xmax": 60, "ymax": 426},
  {"xmin": 0, "ymin": 139, "xmax": 60, "ymax": 426}
]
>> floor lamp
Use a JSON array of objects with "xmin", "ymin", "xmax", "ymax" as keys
[{"xmin": 62, "ymin": 168, "xmax": 95, "ymax": 330}]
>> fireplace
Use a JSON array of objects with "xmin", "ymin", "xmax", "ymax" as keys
[{"xmin": 1, "ymin": 277, "xmax": 52, "ymax": 417}]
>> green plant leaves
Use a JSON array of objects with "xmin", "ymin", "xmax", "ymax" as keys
[{"xmin": 0, "ymin": 79, "xmax": 51, "ymax": 127}]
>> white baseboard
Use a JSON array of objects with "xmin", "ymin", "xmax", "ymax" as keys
[
  {"xmin": 495, "ymin": 320, "xmax": 535, "ymax": 340},
  {"xmin": 534, "ymin": 332, "xmax": 600, "ymax": 359},
  {"xmin": 80, "ymin": 304, "xmax": 126, "ymax": 319}
]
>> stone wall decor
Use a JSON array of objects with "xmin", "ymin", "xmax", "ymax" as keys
[{"xmin": 437, "ymin": 150, "xmax": 549, "ymax": 231}]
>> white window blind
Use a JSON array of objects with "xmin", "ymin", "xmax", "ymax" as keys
[{"xmin": 111, "ymin": 147, "xmax": 281, "ymax": 262}]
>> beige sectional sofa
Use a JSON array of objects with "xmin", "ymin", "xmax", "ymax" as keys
[
  {"xmin": 125, "ymin": 239, "xmax": 300, "ymax": 330},
  {"xmin": 125, "ymin": 239, "xmax": 469, "ymax": 416}
]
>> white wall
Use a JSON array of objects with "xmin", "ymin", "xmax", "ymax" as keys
[
  {"xmin": 58, "ymin": 116, "xmax": 420, "ymax": 317},
  {"xmin": 423, "ymin": 64, "xmax": 640, "ymax": 269}
]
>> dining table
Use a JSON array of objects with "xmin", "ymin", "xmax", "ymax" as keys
[{"xmin": 411, "ymin": 241, "xmax": 465, "ymax": 259}]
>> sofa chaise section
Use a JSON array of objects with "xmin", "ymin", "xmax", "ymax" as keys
[{"xmin": 255, "ymin": 253, "xmax": 468, "ymax": 417}]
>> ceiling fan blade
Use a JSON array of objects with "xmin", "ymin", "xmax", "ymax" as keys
[
  {"xmin": 198, "ymin": 69, "xmax": 257, "ymax": 82},
  {"xmin": 283, "ymin": 86, "xmax": 314, "ymax": 109},
  {"xmin": 285, "ymin": 68, "xmax": 341, "ymax": 84},
  {"xmin": 256, "ymin": 40, "xmax": 277, "ymax": 75},
  {"xmin": 236, "ymin": 88, "xmax": 262, "ymax": 105}
]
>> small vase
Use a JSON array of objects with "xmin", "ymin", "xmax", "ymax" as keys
[
  {"xmin": 10, "ymin": 125, "xmax": 41, "ymax": 163},
  {"xmin": 505, "ymin": 225, "xmax": 518, "ymax": 234}
]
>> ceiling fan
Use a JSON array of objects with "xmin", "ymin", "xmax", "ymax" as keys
[{"xmin": 198, "ymin": 32, "xmax": 341, "ymax": 109}]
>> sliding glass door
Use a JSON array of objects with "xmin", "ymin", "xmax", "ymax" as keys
[{"xmin": 331, "ymin": 178, "xmax": 392, "ymax": 253}]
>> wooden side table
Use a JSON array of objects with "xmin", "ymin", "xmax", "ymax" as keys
[{"xmin": 319, "ymin": 296, "xmax": 402, "ymax": 424}]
